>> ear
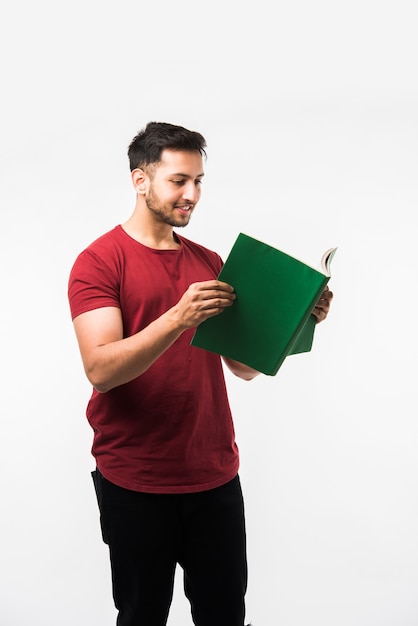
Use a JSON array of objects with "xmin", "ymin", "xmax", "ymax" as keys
[{"xmin": 131, "ymin": 168, "xmax": 147, "ymax": 195}]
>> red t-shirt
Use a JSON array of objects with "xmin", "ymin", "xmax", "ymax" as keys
[{"xmin": 68, "ymin": 226, "xmax": 239, "ymax": 493}]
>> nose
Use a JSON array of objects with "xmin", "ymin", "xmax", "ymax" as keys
[{"xmin": 182, "ymin": 180, "xmax": 201, "ymax": 204}]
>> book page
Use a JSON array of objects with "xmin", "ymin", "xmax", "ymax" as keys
[{"xmin": 321, "ymin": 247, "xmax": 338, "ymax": 276}]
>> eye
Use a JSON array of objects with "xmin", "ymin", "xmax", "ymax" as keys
[{"xmin": 171, "ymin": 179, "xmax": 185, "ymax": 186}]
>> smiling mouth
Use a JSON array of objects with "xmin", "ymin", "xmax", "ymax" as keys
[{"xmin": 176, "ymin": 205, "xmax": 193, "ymax": 214}]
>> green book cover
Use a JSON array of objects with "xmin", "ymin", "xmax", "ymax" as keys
[{"xmin": 191, "ymin": 233, "xmax": 336, "ymax": 376}]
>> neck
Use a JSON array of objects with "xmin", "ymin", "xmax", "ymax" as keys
[{"xmin": 122, "ymin": 211, "xmax": 180, "ymax": 250}]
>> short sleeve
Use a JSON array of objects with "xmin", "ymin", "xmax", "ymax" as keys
[{"xmin": 68, "ymin": 249, "xmax": 121, "ymax": 320}]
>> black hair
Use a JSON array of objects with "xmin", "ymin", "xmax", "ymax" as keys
[{"xmin": 127, "ymin": 121, "xmax": 207, "ymax": 172}]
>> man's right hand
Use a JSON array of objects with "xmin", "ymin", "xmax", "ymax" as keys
[{"xmin": 171, "ymin": 280, "xmax": 236, "ymax": 330}]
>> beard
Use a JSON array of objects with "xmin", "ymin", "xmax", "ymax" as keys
[{"xmin": 145, "ymin": 185, "xmax": 192, "ymax": 228}]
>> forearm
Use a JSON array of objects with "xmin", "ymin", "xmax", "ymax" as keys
[
  {"xmin": 222, "ymin": 357, "xmax": 260, "ymax": 381},
  {"xmin": 83, "ymin": 310, "xmax": 185, "ymax": 393}
]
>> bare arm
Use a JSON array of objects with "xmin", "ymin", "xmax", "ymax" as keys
[
  {"xmin": 222, "ymin": 357, "xmax": 260, "ymax": 381},
  {"xmin": 73, "ymin": 280, "xmax": 236, "ymax": 393}
]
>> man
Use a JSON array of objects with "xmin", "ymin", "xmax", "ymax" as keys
[{"xmin": 68, "ymin": 122, "xmax": 333, "ymax": 626}]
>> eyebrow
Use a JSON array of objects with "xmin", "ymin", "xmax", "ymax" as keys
[{"xmin": 170, "ymin": 172, "xmax": 205, "ymax": 179}]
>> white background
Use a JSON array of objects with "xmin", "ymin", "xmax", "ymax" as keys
[{"xmin": 1, "ymin": 1, "xmax": 417, "ymax": 625}]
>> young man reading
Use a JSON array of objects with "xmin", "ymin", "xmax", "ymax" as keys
[{"xmin": 68, "ymin": 121, "xmax": 333, "ymax": 626}]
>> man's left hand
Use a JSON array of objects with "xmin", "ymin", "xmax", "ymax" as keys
[{"xmin": 312, "ymin": 286, "xmax": 334, "ymax": 323}]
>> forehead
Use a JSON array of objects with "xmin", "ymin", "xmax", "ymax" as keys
[{"xmin": 156, "ymin": 149, "xmax": 204, "ymax": 177}]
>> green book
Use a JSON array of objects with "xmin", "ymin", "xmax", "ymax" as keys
[{"xmin": 191, "ymin": 233, "xmax": 337, "ymax": 376}]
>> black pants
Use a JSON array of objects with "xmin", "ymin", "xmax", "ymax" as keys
[{"xmin": 92, "ymin": 470, "xmax": 248, "ymax": 626}]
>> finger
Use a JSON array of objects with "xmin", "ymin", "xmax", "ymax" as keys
[
  {"xmin": 200, "ymin": 285, "xmax": 236, "ymax": 302},
  {"xmin": 196, "ymin": 279, "xmax": 234, "ymax": 291},
  {"xmin": 317, "ymin": 292, "xmax": 333, "ymax": 307},
  {"xmin": 202, "ymin": 293, "xmax": 236, "ymax": 310},
  {"xmin": 318, "ymin": 295, "xmax": 332, "ymax": 307},
  {"xmin": 312, "ymin": 307, "xmax": 327, "ymax": 323},
  {"xmin": 209, "ymin": 280, "xmax": 235, "ymax": 295}
]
